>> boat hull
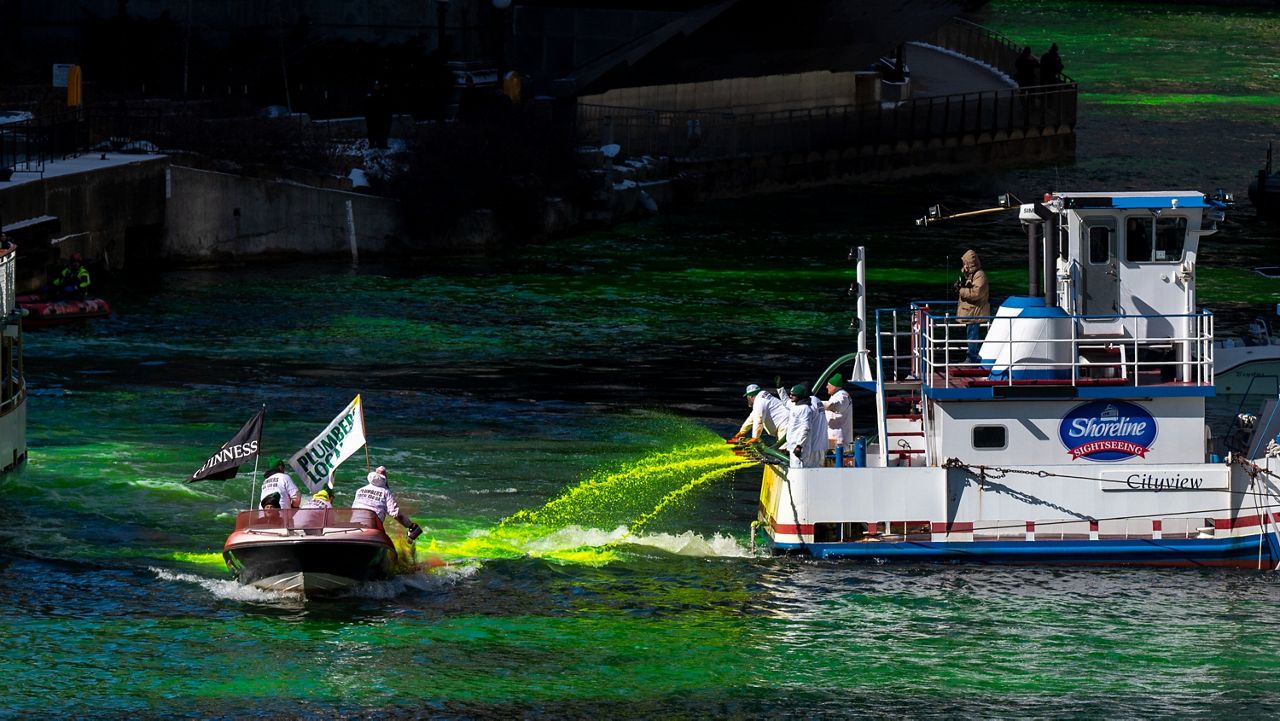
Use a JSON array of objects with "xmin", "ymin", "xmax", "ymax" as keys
[
  {"xmin": 223, "ymin": 509, "xmax": 397, "ymax": 594},
  {"xmin": 17, "ymin": 296, "xmax": 111, "ymax": 329},
  {"xmin": 767, "ymin": 534, "xmax": 1276, "ymax": 568}
]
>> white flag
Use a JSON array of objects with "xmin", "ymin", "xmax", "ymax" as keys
[{"xmin": 290, "ymin": 395, "xmax": 366, "ymax": 493}]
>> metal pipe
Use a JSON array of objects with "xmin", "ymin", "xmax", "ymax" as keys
[
  {"xmin": 1044, "ymin": 214, "xmax": 1057, "ymax": 306},
  {"xmin": 1027, "ymin": 221, "xmax": 1040, "ymax": 296}
]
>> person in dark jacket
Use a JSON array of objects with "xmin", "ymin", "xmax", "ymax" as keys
[
  {"xmin": 1014, "ymin": 46, "xmax": 1040, "ymax": 88},
  {"xmin": 1040, "ymin": 43, "xmax": 1064, "ymax": 84}
]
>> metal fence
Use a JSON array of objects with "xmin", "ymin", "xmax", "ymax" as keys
[
  {"xmin": 578, "ymin": 83, "xmax": 1076, "ymax": 161},
  {"xmin": 576, "ymin": 18, "xmax": 1077, "ymax": 162},
  {"xmin": 0, "ymin": 105, "xmax": 365, "ymax": 178}
]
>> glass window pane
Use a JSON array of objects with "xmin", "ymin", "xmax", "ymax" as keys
[
  {"xmin": 973, "ymin": 426, "xmax": 1006, "ymax": 449},
  {"xmin": 1088, "ymin": 226, "xmax": 1110, "ymax": 264},
  {"xmin": 1153, "ymin": 216, "xmax": 1187, "ymax": 262},
  {"xmin": 1124, "ymin": 217, "xmax": 1152, "ymax": 262}
]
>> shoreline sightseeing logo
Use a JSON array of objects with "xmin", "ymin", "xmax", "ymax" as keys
[{"xmin": 1059, "ymin": 400, "xmax": 1157, "ymax": 462}]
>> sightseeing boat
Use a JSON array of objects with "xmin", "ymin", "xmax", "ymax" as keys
[
  {"xmin": 223, "ymin": 508, "xmax": 398, "ymax": 594},
  {"xmin": 753, "ymin": 190, "xmax": 1280, "ymax": 567},
  {"xmin": 0, "ymin": 251, "xmax": 26, "ymax": 472}
]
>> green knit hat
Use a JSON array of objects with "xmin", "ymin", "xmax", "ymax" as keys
[{"xmin": 827, "ymin": 373, "xmax": 843, "ymax": 387}]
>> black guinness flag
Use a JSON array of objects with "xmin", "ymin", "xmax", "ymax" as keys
[{"xmin": 187, "ymin": 409, "xmax": 264, "ymax": 483}]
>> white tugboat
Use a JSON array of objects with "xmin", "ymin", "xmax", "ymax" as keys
[{"xmin": 754, "ymin": 190, "xmax": 1280, "ymax": 567}]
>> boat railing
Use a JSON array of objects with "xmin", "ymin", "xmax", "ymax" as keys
[
  {"xmin": 875, "ymin": 303, "xmax": 1215, "ymax": 388},
  {"xmin": 908, "ymin": 305, "xmax": 1215, "ymax": 389},
  {"xmin": 0, "ymin": 249, "xmax": 15, "ymax": 319},
  {"xmin": 233, "ymin": 508, "xmax": 386, "ymax": 532}
]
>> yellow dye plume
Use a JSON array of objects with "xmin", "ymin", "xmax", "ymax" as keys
[{"xmin": 429, "ymin": 438, "xmax": 754, "ymax": 566}]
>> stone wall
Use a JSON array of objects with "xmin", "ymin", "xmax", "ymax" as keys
[{"xmin": 163, "ymin": 166, "xmax": 403, "ymax": 263}]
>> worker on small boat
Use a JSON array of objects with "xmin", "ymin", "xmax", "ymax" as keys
[
  {"xmin": 730, "ymin": 383, "xmax": 789, "ymax": 445},
  {"xmin": 823, "ymin": 373, "xmax": 853, "ymax": 455},
  {"xmin": 304, "ymin": 488, "xmax": 334, "ymax": 509},
  {"xmin": 351, "ymin": 466, "xmax": 424, "ymax": 541},
  {"xmin": 260, "ymin": 458, "xmax": 301, "ymax": 509},
  {"xmin": 955, "ymin": 249, "xmax": 990, "ymax": 363},
  {"xmin": 785, "ymin": 384, "xmax": 827, "ymax": 469},
  {"xmin": 54, "ymin": 253, "xmax": 91, "ymax": 300}
]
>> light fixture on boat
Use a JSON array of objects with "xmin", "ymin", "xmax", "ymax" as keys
[
  {"xmin": 997, "ymin": 192, "xmax": 1019, "ymax": 207},
  {"xmin": 915, "ymin": 205, "xmax": 944, "ymax": 226},
  {"xmin": 1209, "ymin": 189, "xmax": 1234, "ymax": 206}
]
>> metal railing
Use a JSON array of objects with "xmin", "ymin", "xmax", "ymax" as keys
[
  {"xmin": 881, "ymin": 303, "xmax": 1216, "ymax": 389},
  {"xmin": 575, "ymin": 19, "xmax": 1077, "ymax": 162},
  {"xmin": 926, "ymin": 18, "xmax": 1074, "ymax": 86}
]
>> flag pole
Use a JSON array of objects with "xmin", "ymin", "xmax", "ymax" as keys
[
  {"xmin": 247, "ymin": 404, "xmax": 265, "ymax": 510},
  {"xmin": 358, "ymin": 394, "xmax": 371, "ymax": 472}
]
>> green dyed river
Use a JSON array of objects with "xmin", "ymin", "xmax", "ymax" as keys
[{"xmin": 4, "ymin": 1, "xmax": 1280, "ymax": 716}]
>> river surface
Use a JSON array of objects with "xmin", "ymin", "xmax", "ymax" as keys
[{"xmin": 4, "ymin": 1, "xmax": 1280, "ymax": 717}]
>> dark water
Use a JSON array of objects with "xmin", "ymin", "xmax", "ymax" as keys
[{"xmin": 5, "ymin": 1, "xmax": 1280, "ymax": 717}]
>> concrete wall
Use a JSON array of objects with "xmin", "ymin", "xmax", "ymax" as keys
[
  {"xmin": 0, "ymin": 156, "xmax": 168, "ymax": 271},
  {"xmin": 163, "ymin": 166, "xmax": 403, "ymax": 262},
  {"xmin": 580, "ymin": 71, "xmax": 862, "ymax": 114}
]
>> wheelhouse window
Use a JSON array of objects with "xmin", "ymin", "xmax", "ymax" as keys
[
  {"xmin": 973, "ymin": 425, "xmax": 1007, "ymax": 449},
  {"xmin": 1153, "ymin": 216, "xmax": 1187, "ymax": 261},
  {"xmin": 1124, "ymin": 217, "xmax": 1153, "ymax": 262},
  {"xmin": 1088, "ymin": 226, "xmax": 1111, "ymax": 264}
]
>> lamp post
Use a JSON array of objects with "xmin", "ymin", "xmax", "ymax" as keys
[{"xmin": 435, "ymin": 0, "xmax": 450, "ymax": 56}]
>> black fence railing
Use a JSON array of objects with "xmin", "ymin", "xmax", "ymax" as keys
[
  {"xmin": 0, "ymin": 104, "xmax": 371, "ymax": 177},
  {"xmin": 577, "ymin": 83, "xmax": 1077, "ymax": 161},
  {"xmin": 575, "ymin": 18, "xmax": 1077, "ymax": 162}
]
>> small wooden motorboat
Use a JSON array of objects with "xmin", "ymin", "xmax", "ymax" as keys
[
  {"xmin": 223, "ymin": 507, "xmax": 398, "ymax": 595},
  {"xmin": 17, "ymin": 294, "xmax": 111, "ymax": 329}
]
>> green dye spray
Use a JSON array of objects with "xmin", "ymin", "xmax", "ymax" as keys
[{"xmin": 426, "ymin": 434, "xmax": 756, "ymax": 566}]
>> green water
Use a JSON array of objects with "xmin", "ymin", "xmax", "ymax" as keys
[{"xmin": 5, "ymin": 1, "xmax": 1280, "ymax": 717}]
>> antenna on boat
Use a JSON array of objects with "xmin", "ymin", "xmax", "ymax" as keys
[{"xmin": 914, "ymin": 193, "xmax": 1021, "ymax": 226}]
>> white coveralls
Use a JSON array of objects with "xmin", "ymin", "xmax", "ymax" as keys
[
  {"xmin": 351, "ymin": 475, "xmax": 412, "ymax": 528},
  {"xmin": 785, "ymin": 400, "xmax": 827, "ymax": 469},
  {"xmin": 824, "ymin": 388, "xmax": 854, "ymax": 451},
  {"xmin": 737, "ymin": 392, "xmax": 791, "ymax": 441},
  {"xmin": 260, "ymin": 471, "xmax": 300, "ymax": 508}
]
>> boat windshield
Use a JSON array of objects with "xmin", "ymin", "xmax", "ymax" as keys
[{"xmin": 233, "ymin": 508, "xmax": 385, "ymax": 531}]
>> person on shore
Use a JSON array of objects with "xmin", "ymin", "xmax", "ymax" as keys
[
  {"xmin": 54, "ymin": 253, "xmax": 90, "ymax": 300},
  {"xmin": 1014, "ymin": 46, "xmax": 1040, "ymax": 88},
  {"xmin": 1039, "ymin": 43, "xmax": 1064, "ymax": 85},
  {"xmin": 956, "ymin": 249, "xmax": 990, "ymax": 364},
  {"xmin": 785, "ymin": 384, "xmax": 827, "ymax": 469},
  {"xmin": 351, "ymin": 466, "xmax": 423, "ymax": 541},
  {"xmin": 730, "ymin": 383, "xmax": 790, "ymax": 446},
  {"xmin": 260, "ymin": 458, "xmax": 301, "ymax": 509},
  {"xmin": 823, "ymin": 373, "xmax": 854, "ymax": 455}
]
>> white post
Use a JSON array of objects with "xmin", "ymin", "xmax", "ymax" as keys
[
  {"xmin": 345, "ymin": 199, "xmax": 359, "ymax": 266},
  {"xmin": 852, "ymin": 246, "xmax": 872, "ymax": 382}
]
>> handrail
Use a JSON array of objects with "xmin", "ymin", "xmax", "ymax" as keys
[{"xmin": 911, "ymin": 307, "xmax": 1215, "ymax": 389}]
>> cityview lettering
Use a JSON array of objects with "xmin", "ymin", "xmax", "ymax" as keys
[{"xmin": 1125, "ymin": 473, "xmax": 1205, "ymax": 490}]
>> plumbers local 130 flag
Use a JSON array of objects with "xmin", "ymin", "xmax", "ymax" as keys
[{"xmin": 290, "ymin": 395, "xmax": 366, "ymax": 493}]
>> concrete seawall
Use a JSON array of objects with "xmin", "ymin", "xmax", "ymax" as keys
[{"xmin": 164, "ymin": 166, "xmax": 402, "ymax": 263}]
